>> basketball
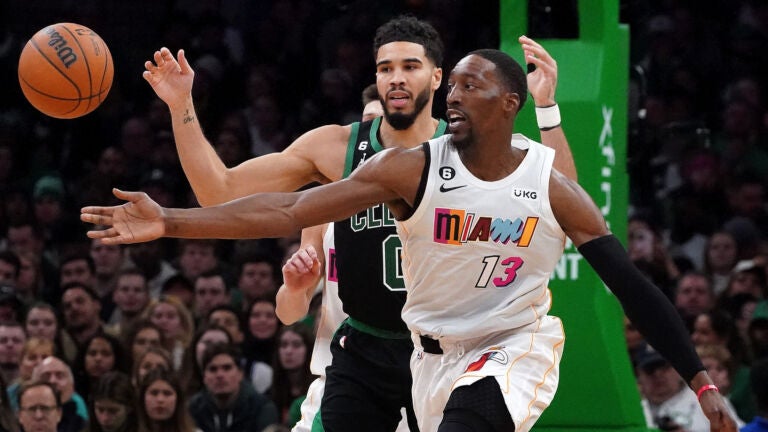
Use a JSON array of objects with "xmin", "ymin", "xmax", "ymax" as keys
[{"xmin": 18, "ymin": 23, "xmax": 114, "ymax": 119}]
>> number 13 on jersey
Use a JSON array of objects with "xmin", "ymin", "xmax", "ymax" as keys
[{"xmin": 476, "ymin": 256, "xmax": 524, "ymax": 288}]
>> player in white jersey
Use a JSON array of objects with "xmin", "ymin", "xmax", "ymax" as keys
[{"xmin": 83, "ymin": 49, "xmax": 737, "ymax": 432}]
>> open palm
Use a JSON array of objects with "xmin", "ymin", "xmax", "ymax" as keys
[
  {"xmin": 81, "ymin": 189, "xmax": 166, "ymax": 245},
  {"xmin": 142, "ymin": 47, "xmax": 195, "ymax": 110}
]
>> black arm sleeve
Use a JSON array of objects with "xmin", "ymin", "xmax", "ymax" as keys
[{"xmin": 577, "ymin": 234, "xmax": 703, "ymax": 383}]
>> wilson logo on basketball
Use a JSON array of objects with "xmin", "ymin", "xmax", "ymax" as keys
[{"xmin": 45, "ymin": 27, "xmax": 77, "ymax": 68}]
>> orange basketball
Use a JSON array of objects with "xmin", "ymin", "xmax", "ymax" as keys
[{"xmin": 18, "ymin": 23, "xmax": 113, "ymax": 119}]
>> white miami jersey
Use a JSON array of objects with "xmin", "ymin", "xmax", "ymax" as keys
[
  {"xmin": 397, "ymin": 134, "xmax": 566, "ymax": 340},
  {"xmin": 308, "ymin": 223, "xmax": 348, "ymax": 375}
]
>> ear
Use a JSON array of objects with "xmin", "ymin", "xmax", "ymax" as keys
[
  {"xmin": 504, "ymin": 92, "xmax": 520, "ymax": 114},
  {"xmin": 432, "ymin": 67, "xmax": 443, "ymax": 91}
]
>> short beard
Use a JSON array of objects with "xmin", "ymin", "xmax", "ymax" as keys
[{"xmin": 383, "ymin": 86, "xmax": 430, "ymax": 130}]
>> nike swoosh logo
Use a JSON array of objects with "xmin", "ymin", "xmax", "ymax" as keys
[{"xmin": 439, "ymin": 184, "xmax": 467, "ymax": 193}]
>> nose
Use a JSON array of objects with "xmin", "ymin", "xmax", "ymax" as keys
[
  {"xmin": 389, "ymin": 67, "xmax": 405, "ymax": 87},
  {"xmin": 446, "ymin": 85, "xmax": 460, "ymax": 106}
]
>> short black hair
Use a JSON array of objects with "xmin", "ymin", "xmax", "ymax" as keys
[
  {"xmin": 201, "ymin": 342, "xmax": 242, "ymax": 372},
  {"xmin": 373, "ymin": 15, "xmax": 444, "ymax": 67},
  {"xmin": 467, "ymin": 49, "xmax": 528, "ymax": 112},
  {"xmin": 0, "ymin": 250, "xmax": 20, "ymax": 278},
  {"xmin": 59, "ymin": 252, "xmax": 96, "ymax": 275},
  {"xmin": 60, "ymin": 282, "xmax": 100, "ymax": 302},
  {"xmin": 361, "ymin": 83, "xmax": 379, "ymax": 106}
]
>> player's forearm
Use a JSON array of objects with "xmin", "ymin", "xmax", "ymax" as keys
[
  {"xmin": 163, "ymin": 193, "xmax": 302, "ymax": 239},
  {"xmin": 168, "ymin": 98, "xmax": 232, "ymax": 206},
  {"xmin": 540, "ymin": 126, "xmax": 577, "ymax": 181},
  {"xmin": 275, "ymin": 284, "xmax": 313, "ymax": 324}
]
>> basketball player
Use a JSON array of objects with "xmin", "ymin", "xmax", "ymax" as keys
[
  {"xmin": 141, "ymin": 15, "xmax": 573, "ymax": 432},
  {"xmin": 84, "ymin": 48, "xmax": 737, "ymax": 432}
]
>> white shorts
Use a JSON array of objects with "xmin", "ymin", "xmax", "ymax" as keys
[
  {"xmin": 410, "ymin": 316, "xmax": 564, "ymax": 432},
  {"xmin": 292, "ymin": 375, "xmax": 411, "ymax": 432},
  {"xmin": 292, "ymin": 376, "xmax": 325, "ymax": 432}
]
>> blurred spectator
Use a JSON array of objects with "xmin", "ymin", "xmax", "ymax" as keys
[
  {"xmin": 24, "ymin": 302, "xmax": 76, "ymax": 362},
  {"xmin": 624, "ymin": 315, "xmax": 647, "ymax": 367},
  {"xmin": 243, "ymin": 94, "xmax": 290, "ymax": 157},
  {"xmin": 137, "ymin": 369, "xmax": 197, "ymax": 432},
  {"xmin": 107, "ymin": 268, "xmax": 150, "ymax": 337},
  {"xmin": 298, "ymin": 68, "xmax": 359, "ymax": 131},
  {"xmin": 235, "ymin": 251, "xmax": 280, "ymax": 310},
  {"xmin": 16, "ymin": 249, "xmax": 44, "ymax": 303},
  {"xmin": 177, "ymin": 239, "xmax": 220, "ymax": 282},
  {"xmin": 7, "ymin": 221, "xmax": 59, "ymax": 301},
  {"xmin": 724, "ymin": 260, "xmax": 768, "ymax": 301},
  {"xmin": 741, "ymin": 357, "xmax": 768, "ymax": 432},
  {"xmin": 87, "ymin": 372, "xmax": 138, "ymax": 432},
  {"xmin": 704, "ymin": 231, "xmax": 741, "ymax": 296},
  {"xmin": 161, "ymin": 274, "xmax": 195, "ymax": 310},
  {"xmin": 194, "ymin": 268, "xmax": 231, "ymax": 321},
  {"xmin": 127, "ymin": 240, "xmax": 178, "ymax": 299},
  {"xmin": 0, "ymin": 320, "xmax": 25, "ymax": 384},
  {"xmin": 0, "ymin": 283, "xmax": 23, "ymax": 323},
  {"xmin": 0, "ymin": 250, "xmax": 19, "ymax": 287},
  {"xmin": 190, "ymin": 343, "xmax": 278, "ymax": 432},
  {"xmin": 132, "ymin": 346, "xmax": 173, "ymax": 389},
  {"xmin": 32, "ymin": 356, "xmax": 88, "ymax": 432},
  {"xmin": 695, "ymin": 344, "xmax": 744, "ymax": 425},
  {"xmin": 750, "ymin": 301, "xmax": 768, "ymax": 360},
  {"xmin": 90, "ymin": 238, "xmax": 131, "ymax": 303},
  {"xmin": 0, "ymin": 370, "xmax": 18, "ymax": 432},
  {"xmin": 17, "ymin": 381, "xmax": 61, "ymax": 432},
  {"xmin": 243, "ymin": 297, "xmax": 280, "ymax": 393},
  {"xmin": 7, "ymin": 337, "xmax": 54, "ymax": 412},
  {"xmin": 674, "ymin": 271, "xmax": 716, "ymax": 327},
  {"xmin": 122, "ymin": 320, "xmax": 165, "ymax": 366},
  {"xmin": 185, "ymin": 324, "xmax": 232, "ymax": 395},
  {"xmin": 270, "ymin": 323, "xmax": 314, "ymax": 426},
  {"xmin": 361, "ymin": 83, "xmax": 384, "ymax": 122},
  {"xmin": 207, "ymin": 305, "xmax": 244, "ymax": 345},
  {"xmin": 636, "ymin": 349, "xmax": 711, "ymax": 431},
  {"xmin": 143, "ymin": 296, "xmax": 194, "ymax": 371},
  {"xmin": 73, "ymin": 333, "xmax": 127, "ymax": 403},
  {"xmin": 628, "ymin": 211, "xmax": 680, "ymax": 299},
  {"xmin": 59, "ymin": 253, "xmax": 97, "ymax": 292},
  {"xmin": 61, "ymin": 282, "xmax": 104, "ymax": 351}
]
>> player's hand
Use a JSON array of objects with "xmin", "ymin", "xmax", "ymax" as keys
[
  {"xmin": 282, "ymin": 246, "xmax": 322, "ymax": 294},
  {"xmin": 699, "ymin": 390, "xmax": 738, "ymax": 432},
  {"xmin": 142, "ymin": 47, "xmax": 194, "ymax": 110},
  {"xmin": 81, "ymin": 189, "xmax": 166, "ymax": 245},
  {"xmin": 519, "ymin": 36, "xmax": 557, "ymax": 107}
]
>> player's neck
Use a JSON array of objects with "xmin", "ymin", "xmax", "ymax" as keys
[{"xmin": 379, "ymin": 110, "xmax": 439, "ymax": 149}]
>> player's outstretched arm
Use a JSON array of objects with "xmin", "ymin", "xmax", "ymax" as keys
[
  {"xmin": 276, "ymin": 225, "xmax": 325, "ymax": 324},
  {"xmin": 548, "ymin": 172, "xmax": 737, "ymax": 432},
  {"xmin": 143, "ymin": 48, "xmax": 349, "ymax": 206},
  {"xmin": 82, "ymin": 146, "xmax": 423, "ymax": 244},
  {"xmin": 521, "ymin": 36, "xmax": 577, "ymax": 181}
]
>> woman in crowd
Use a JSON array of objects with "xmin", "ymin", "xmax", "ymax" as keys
[
  {"xmin": 74, "ymin": 333, "xmax": 127, "ymax": 403},
  {"xmin": 703, "ymin": 230, "xmax": 740, "ymax": 296},
  {"xmin": 24, "ymin": 301, "xmax": 76, "ymax": 361},
  {"xmin": 243, "ymin": 296, "xmax": 280, "ymax": 394},
  {"xmin": 87, "ymin": 371, "xmax": 139, "ymax": 432},
  {"xmin": 7, "ymin": 337, "xmax": 54, "ymax": 411},
  {"xmin": 182, "ymin": 323, "xmax": 232, "ymax": 394},
  {"xmin": 137, "ymin": 369, "xmax": 197, "ymax": 432},
  {"xmin": 143, "ymin": 296, "xmax": 194, "ymax": 370},
  {"xmin": 122, "ymin": 319, "xmax": 165, "ymax": 364},
  {"xmin": 132, "ymin": 346, "xmax": 173, "ymax": 388},
  {"xmin": 270, "ymin": 323, "xmax": 315, "ymax": 426}
]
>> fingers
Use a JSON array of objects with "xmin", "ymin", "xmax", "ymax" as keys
[
  {"xmin": 86, "ymin": 227, "xmax": 120, "ymax": 240},
  {"xmin": 178, "ymin": 49, "xmax": 192, "ymax": 74},
  {"xmin": 112, "ymin": 188, "xmax": 148, "ymax": 202},
  {"xmin": 80, "ymin": 211, "xmax": 113, "ymax": 226},
  {"xmin": 284, "ymin": 249, "xmax": 319, "ymax": 274}
]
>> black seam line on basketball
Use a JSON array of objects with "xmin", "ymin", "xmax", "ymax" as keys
[
  {"xmin": 98, "ymin": 41, "xmax": 112, "ymax": 105},
  {"xmin": 18, "ymin": 77, "xmax": 110, "ymax": 101},
  {"xmin": 28, "ymin": 38, "xmax": 83, "ymax": 114},
  {"xmin": 60, "ymin": 25, "xmax": 93, "ymax": 112}
]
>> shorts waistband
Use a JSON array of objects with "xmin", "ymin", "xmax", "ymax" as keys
[
  {"xmin": 345, "ymin": 317, "xmax": 411, "ymax": 339},
  {"xmin": 419, "ymin": 335, "xmax": 443, "ymax": 355}
]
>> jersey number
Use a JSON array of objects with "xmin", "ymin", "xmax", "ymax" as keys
[
  {"xmin": 382, "ymin": 235, "xmax": 406, "ymax": 291},
  {"xmin": 475, "ymin": 255, "xmax": 524, "ymax": 288}
]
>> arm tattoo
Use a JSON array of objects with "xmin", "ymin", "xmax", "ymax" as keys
[{"xmin": 183, "ymin": 109, "xmax": 195, "ymax": 124}]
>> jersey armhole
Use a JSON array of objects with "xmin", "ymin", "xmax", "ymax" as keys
[
  {"xmin": 398, "ymin": 142, "xmax": 431, "ymax": 221},
  {"xmin": 342, "ymin": 122, "xmax": 361, "ymax": 179}
]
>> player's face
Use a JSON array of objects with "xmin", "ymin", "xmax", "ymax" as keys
[
  {"xmin": 446, "ymin": 55, "xmax": 513, "ymax": 149},
  {"xmin": 376, "ymin": 42, "xmax": 440, "ymax": 130}
]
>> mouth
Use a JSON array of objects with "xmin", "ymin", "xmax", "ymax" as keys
[
  {"xmin": 387, "ymin": 90, "xmax": 410, "ymax": 109},
  {"xmin": 446, "ymin": 109, "xmax": 467, "ymax": 130}
]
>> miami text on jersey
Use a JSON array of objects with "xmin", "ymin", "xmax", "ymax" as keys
[{"xmin": 433, "ymin": 208, "xmax": 539, "ymax": 247}]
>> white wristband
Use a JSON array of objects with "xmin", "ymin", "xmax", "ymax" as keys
[{"xmin": 535, "ymin": 104, "xmax": 561, "ymax": 130}]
